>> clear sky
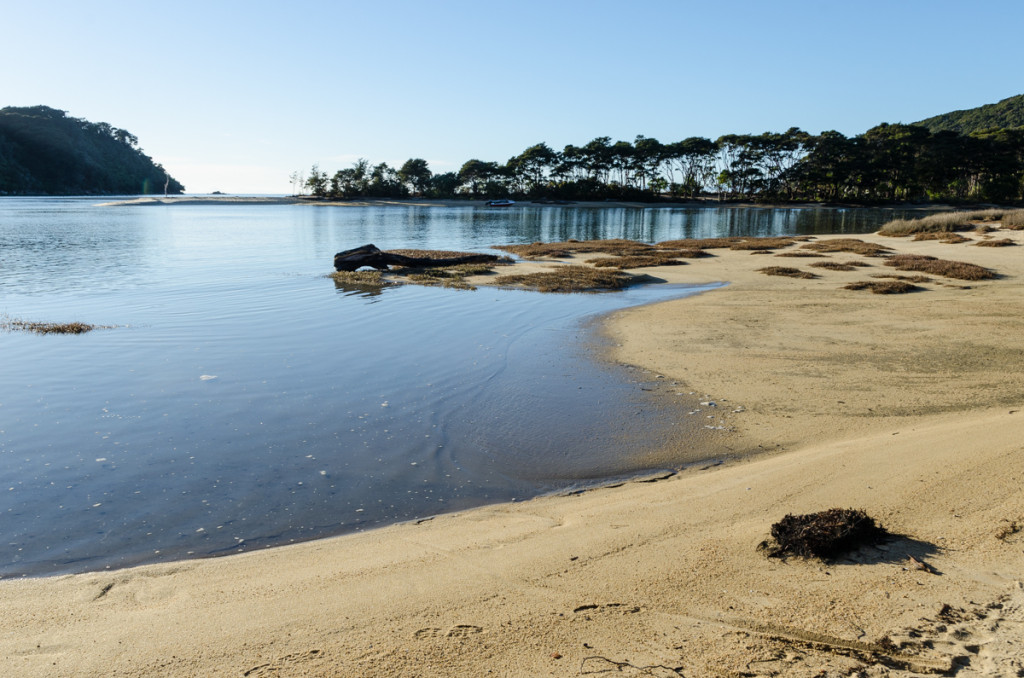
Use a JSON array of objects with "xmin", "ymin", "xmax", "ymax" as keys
[{"xmin": 3, "ymin": 0, "xmax": 1021, "ymax": 194}]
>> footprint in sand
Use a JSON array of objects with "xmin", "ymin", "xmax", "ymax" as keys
[
  {"xmin": 414, "ymin": 625, "xmax": 483, "ymax": 640},
  {"xmin": 447, "ymin": 624, "xmax": 483, "ymax": 637},
  {"xmin": 242, "ymin": 649, "xmax": 323, "ymax": 677},
  {"xmin": 972, "ymin": 581, "xmax": 1024, "ymax": 676},
  {"xmin": 884, "ymin": 581, "xmax": 1024, "ymax": 676}
]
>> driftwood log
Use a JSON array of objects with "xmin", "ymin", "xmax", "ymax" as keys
[{"xmin": 333, "ymin": 244, "xmax": 500, "ymax": 272}]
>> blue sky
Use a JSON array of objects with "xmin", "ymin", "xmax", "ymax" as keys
[{"xmin": 2, "ymin": 0, "xmax": 1021, "ymax": 193}]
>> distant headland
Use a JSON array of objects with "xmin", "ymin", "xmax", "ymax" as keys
[{"xmin": 0, "ymin": 105, "xmax": 184, "ymax": 196}]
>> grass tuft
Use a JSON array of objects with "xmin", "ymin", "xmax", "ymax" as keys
[
  {"xmin": 884, "ymin": 254, "xmax": 996, "ymax": 280},
  {"xmin": 871, "ymin": 273, "xmax": 933, "ymax": 283},
  {"xmin": 810, "ymin": 260, "xmax": 872, "ymax": 271},
  {"xmin": 588, "ymin": 253, "xmax": 688, "ymax": 269},
  {"xmin": 1003, "ymin": 210, "xmax": 1024, "ymax": 230},
  {"xmin": 656, "ymin": 237, "xmax": 742, "ymax": 249},
  {"xmin": 879, "ymin": 209, "xmax": 1024, "ymax": 236},
  {"xmin": 757, "ymin": 266, "xmax": 817, "ymax": 279},
  {"xmin": 775, "ymin": 251, "xmax": 829, "ymax": 258},
  {"xmin": 800, "ymin": 238, "xmax": 891, "ymax": 256},
  {"xmin": 495, "ymin": 265, "xmax": 634, "ymax": 292},
  {"xmin": 656, "ymin": 236, "xmax": 808, "ymax": 251},
  {"xmin": 328, "ymin": 270, "xmax": 394, "ymax": 286},
  {"xmin": 384, "ymin": 248, "xmax": 494, "ymax": 261},
  {"xmin": 844, "ymin": 280, "xmax": 922, "ymax": 294},
  {"xmin": 662, "ymin": 248, "xmax": 711, "ymax": 258},
  {"xmin": 728, "ymin": 237, "xmax": 800, "ymax": 251},
  {"xmin": 494, "ymin": 239, "xmax": 653, "ymax": 259},
  {"xmin": 406, "ymin": 272, "xmax": 475, "ymax": 290},
  {"xmin": 974, "ymin": 238, "xmax": 1016, "ymax": 247},
  {"xmin": 911, "ymin": 232, "xmax": 970, "ymax": 244}
]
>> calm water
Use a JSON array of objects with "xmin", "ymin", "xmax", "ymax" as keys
[{"xmin": 0, "ymin": 198, "xmax": 917, "ymax": 577}]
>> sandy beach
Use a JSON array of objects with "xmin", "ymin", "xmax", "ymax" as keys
[{"xmin": 2, "ymin": 226, "xmax": 1023, "ymax": 676}]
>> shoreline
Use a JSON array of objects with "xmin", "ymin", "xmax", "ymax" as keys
[
  {"xmin": 97, "ymin": 194, "xmax": 981, "ymax": 211},
  {"xmin": 3, "ymin": 228, "xmax": 1024, "ymax": 675}
]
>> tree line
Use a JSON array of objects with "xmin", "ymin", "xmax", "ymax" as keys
[{"xmin": 297, "ymin": 123, "xmax": 1024, "ymax": 204}]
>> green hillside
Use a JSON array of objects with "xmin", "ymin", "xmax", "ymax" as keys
[
  {"xmin": 915, "ymin": 94, "xmax": 1024, "ymax": 134},
  {"xmin": 0, "ymin": 105, "xmax": 184, "ymax": 195}
]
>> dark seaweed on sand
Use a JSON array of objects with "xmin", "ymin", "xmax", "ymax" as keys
[{"xmin": 762, "ymin": 508, "xmax": 889, "ymax": 560}]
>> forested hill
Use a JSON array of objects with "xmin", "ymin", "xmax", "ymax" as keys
[
  {"xmin": 0, "ymin": 105, "xmax": 184, "ymax": 195},
  {"xmin": 915, "ymin": 94, "xmax": 1024, "ymax": 134}
]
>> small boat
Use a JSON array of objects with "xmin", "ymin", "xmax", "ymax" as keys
[{"xmin": 485, "ymin": 199, "xmax": 515, "ymax": 207}]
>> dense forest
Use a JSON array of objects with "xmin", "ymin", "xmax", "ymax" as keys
[
  {"xmin": 915, "ymin": 94, "xmax": 1024, "ymax": 135},
  {"xmin": 0, "ymin": 106, "xmax": 184, "ymax": 195},
  {"xmin": 300, "ymin": 96, "xmax": 1024, "ymax": 205}
]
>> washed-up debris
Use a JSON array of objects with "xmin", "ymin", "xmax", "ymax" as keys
[
  {"xmin": 760, "ymin": 508, "xmax": 890, "ymax": 560},
  {"xmin": 906, "ymin": 554, "xmax": 938, "ymax": 574}
]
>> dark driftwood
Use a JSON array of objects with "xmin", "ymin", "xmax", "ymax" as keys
[{"xmin": 333, "ymin": 244, "xmax": 499, "ymax": 272}]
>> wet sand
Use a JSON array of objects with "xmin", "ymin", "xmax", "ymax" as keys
[{"xmin": 2, "ymin": 228, "xmax": 1023, "ymax": 676}]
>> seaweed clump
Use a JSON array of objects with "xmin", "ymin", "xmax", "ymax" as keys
[
  {"xmin": 1, "ymin": 315, "xmax": 101, "ymax": 335},
  {"xmin": 762, "ymin": 508, "xmax": 889, "ymax": 560}
]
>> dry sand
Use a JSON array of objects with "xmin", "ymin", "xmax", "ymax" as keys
[{"xmin": 3, "ymin": 229, "xmax": 1024, "ymax": 677}]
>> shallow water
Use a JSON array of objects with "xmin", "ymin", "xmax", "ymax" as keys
[{"xmin": 0, "ymin": 199, "xmax": 917, "ymax": 576}]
